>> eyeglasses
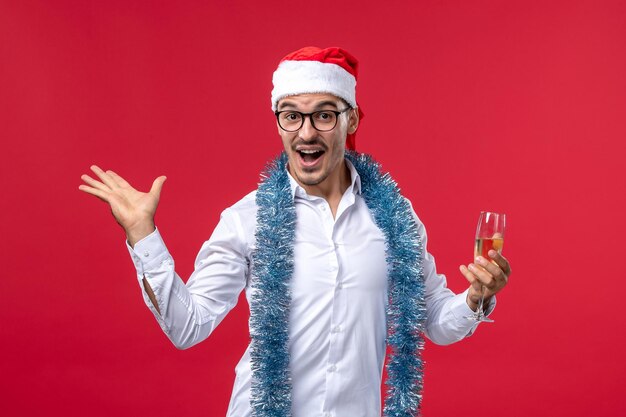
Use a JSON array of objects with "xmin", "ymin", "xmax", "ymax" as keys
[{"xmin": 274, "ymin": 108, "xmax": 351, "ymax": 132}]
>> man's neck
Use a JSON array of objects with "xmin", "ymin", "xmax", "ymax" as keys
[{"xmin": 295, "ymin": 160, "xmax": 351, "ymax": 218}]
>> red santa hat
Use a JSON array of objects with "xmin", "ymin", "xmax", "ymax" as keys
[{"xmin": 271, "ymin": 46, "xmax": 364, "ymax": 150}]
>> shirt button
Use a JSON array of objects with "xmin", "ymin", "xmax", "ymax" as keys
[
  {"xmin": 324, "ymin": 413, "xmax": 331, "ymax": 417},
  {"xmin": 327, "ymin": 364, "xmax": 337, "ymax": 372},
  {"xmin": 332, "ymin": 325, "xmax": 341, "ymax": 333},
  {"xmin": 321, "ymin": 205, "xmax": 327, "ymax": 211},
  {"xmin": 143, "ymin": 251, "xmax": 150, "ymax": 257}
]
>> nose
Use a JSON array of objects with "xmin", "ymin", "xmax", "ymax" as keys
[{"xmin": 298, "ymin": 115, "xmax": 317, "ymax": 141}]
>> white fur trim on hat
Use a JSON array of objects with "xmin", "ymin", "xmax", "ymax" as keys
[{"xmin": 271, "ymin": 60, "xmax": 357, "ymax": 111}]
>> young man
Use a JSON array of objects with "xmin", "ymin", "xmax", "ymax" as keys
[{"xmin": 79, "ymin": 46, "xmax": 510, "ymax": 417}]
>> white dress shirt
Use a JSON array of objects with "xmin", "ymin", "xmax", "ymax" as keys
[{"xmin": 126, "ymin": 160, "xmax": 493, "ymax": 417}]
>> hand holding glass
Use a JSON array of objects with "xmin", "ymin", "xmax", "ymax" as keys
[{"xmin": 465, "ymin": 211, "xmax": 506, "ymax": 323}]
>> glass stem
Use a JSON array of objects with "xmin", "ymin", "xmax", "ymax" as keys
[{"xmin": 477, "ymin": 285, "xmax": 486, "ymax": 317}]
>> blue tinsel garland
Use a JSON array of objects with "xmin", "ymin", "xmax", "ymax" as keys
[{"xmin": 251, "ymin": 151, "xmax": 426, "ymax": 417}]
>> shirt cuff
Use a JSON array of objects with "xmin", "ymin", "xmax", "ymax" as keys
[
  {"xmin": 484, "ymin": 294, "xmax": 497, "ymax": 316},
  {"xmin": 125, "ymin": 227, "xmax": 171, "ymax": 277},
  {"xmin": 445, "ymin": 289, "xmax": 497, "ymax": 338},
  {"xmin": 449, "ymin": 288, "xmax": 475, "ymax": 321},
  {"xmin": 450, "ymin": 289, "xmax": 497, "ymax": 318}
]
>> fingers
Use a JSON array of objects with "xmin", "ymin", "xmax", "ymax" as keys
[
  {"xmin": 475, "ymin": 256, "xmax": 506, "ymax": 280},
  {"xmin": 488, "ymin": 250, "xmax": 511, "ymax": 277},
  {"xmin": 150, "ymin": 176, "xmax": 167, "ymax": 198},
  {"xmin": 90, "ymin": 165, "xmax": 119, "ymax": 189},
  {"xmin": 78, "ymin": 184, "xmax": 109, "ymax": 202},
  {"xmin": 80, "ymin": 173, "xmax": 109, "ymax": 192},
  {"xmin": 106, "ymin": 170, "xmax": 131, "ymax": 188},
  {"xmin": 462, "ymin": 253, "xmax": 510, "ymax": 300},
  {"xmin": 462, "ymin": 258, "xmax": 501, "ymax": 290},
  {"xmin": 466, "ymin": 262, "xmax": 498, "ymax": 290},
  {"xmin": 459, "ymin": 265, "xmax": 482, "ymax": 292},
  {"xmin": 80, "ymin": 166, "xmax": 165, "ymax": 193}
]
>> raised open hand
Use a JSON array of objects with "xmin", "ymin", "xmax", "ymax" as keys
[{"xmin": 79, "ymin": 165, "xmax": 166, "ymax": 245}]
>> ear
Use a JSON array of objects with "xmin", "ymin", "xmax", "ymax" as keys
[{"xmin": 347, "ymin": 107, "xmax": 360, "ymax": 134}]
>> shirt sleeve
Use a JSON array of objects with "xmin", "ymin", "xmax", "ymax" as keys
[
  {"xmin": 125, "ymin": 208, "xmax": 249, "ymax": 349},
  {"xmin": 406, "ymin": 202, "xmax": 496, "ymax": 345}
]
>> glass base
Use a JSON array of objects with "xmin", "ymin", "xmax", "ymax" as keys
[{"xmin": 465, "ymin": 311, "xmax": 494, "ymax": 323}]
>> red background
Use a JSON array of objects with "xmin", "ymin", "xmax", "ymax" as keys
[{"xmin": 1, "ymin": 1, "xmax": 625, "ymax": 416}]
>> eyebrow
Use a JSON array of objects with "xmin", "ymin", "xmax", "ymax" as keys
[
  {"xmin": 314, "ymin": 101, "xmax": 341, "ymax": 110},
  {"xmin": 278, "ymin": 100, "xmax": 341, "ymax": 111}
]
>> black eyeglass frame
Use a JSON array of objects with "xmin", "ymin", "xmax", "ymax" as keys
[{"xmin": 274, "ymin": 108, "xmax": 352, "ymax": 132}]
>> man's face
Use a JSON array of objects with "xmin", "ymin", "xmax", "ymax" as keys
[{"xmin": 276, "ymin": 93, "xmax": 358, "ymax": 192}]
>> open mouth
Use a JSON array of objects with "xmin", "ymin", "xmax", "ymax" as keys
[{"xmin": 297, "ymin": 149, "xmax": 325, "ymax": 166}]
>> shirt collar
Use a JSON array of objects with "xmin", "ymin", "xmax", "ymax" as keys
[{"xmin": 287, "ymin": 158, "xmax": 362, "ymax": 199}]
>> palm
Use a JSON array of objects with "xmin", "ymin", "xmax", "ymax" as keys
[
  {"xmin": 108, "ymin": 184, "xmax": 158, "ymax": 230},
  {"xmin": 79, "ymin": 165, "xmax": 167, "ymax": 232}
]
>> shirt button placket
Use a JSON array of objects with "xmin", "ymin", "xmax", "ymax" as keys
[
  {"xmin": 325, "ymin": 234, "xmax": 345, "ymax": 414},
  {"xmin": 321, "ymin": 201, "xmax": 345, "ymax": 415}
]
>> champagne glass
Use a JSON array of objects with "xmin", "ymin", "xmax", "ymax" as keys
[{"xmin": 466, "ymin": 211, "xmax": 505, "ymax": 323}]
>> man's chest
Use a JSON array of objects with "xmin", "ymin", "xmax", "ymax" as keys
[{"xmin": 289, "ymin": 198, "xmax": 389, "ymax": 303}]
